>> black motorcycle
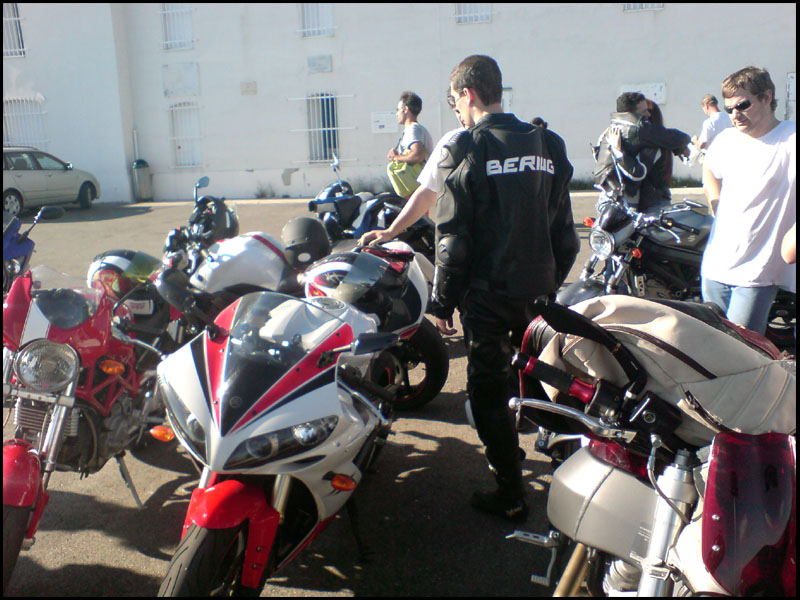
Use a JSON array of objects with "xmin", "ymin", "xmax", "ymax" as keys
[
  {"xmin": 559, "ymin": 150, "xmax": 796, "ymax": 352},
  {"xmin": 307, "ymin": 154, "xmax": 436, "ymax": 263}
]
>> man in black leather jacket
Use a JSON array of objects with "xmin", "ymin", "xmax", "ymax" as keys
[{"xmin": 430, "ymin": 55, "xmax": 579, "ymax": 522}]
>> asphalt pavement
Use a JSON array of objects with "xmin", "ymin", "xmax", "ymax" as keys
[{"xmin": 3, "ymin": 187, "xmax": 708, "ymax": 597}]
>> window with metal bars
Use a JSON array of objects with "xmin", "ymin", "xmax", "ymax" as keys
[
  {"xmin": 306, "ymin": 93, "xmax": 339, "ymax": 162},
  {"xmin": 3, "ymin": 97, "xmax": 48, "ymax": 148},
  {"xmin": 455, "ymin": 3, "xmax": 492, "ymax": 24},
  {"xmin": 300, "ymin": 3, "xmax": 334, "ymax": 37},
  {"xmin": 3, "ymin": 3, "xmax": 25, "ymax": 58},
  {"xmin": 168, "ymin": 102, "xmax": 202, "ymax": 167},
  {"xmin": 160, "ymin": 3, "xmax": 194, "ymax": 51}
]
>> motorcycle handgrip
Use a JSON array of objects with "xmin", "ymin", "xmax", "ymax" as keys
[
  {"xmin": 661, "ymin": 217, "xmax": 699, "ymax": 235},
  {"xmin": 512, "ymin": 352, "xmax": 595, "ymax": 404}
]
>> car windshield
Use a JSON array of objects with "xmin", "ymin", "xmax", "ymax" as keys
[
  {"xmin": 216, "ymin": 292, "xmax": 352, "ymax": 435},
  {"xmin": 29, "ymin": 265, "xmax": 103, "ymax": 328}
]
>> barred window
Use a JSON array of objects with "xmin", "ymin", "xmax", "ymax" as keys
[
  {"xmin": 3, "ymin": 3, "xmax": 25, "ymax": 58},
  {"xmin": 455, "ymin": 3, "xmax": 492, "ymax": 24},
  {"xmin": 168, "ymin": 102, "xmax": 202, "ymax": 167},
  {"xmin": 160, "ymin": 3, "xmax": 194, "ymax": 51},
  {"xmin": 289, "ymin": 93, "xmax": 356, "ymax": 163},
  {"xmin": 622, "ymin": 3, "xmax": 664, "ymax": 12},
  {"xmin": 300, "ymin": 3, "xmax": 334, "ymax": 37},
  {"xmin": 3, "ymin": 96, "xmax": 48, "ymax": 148}
]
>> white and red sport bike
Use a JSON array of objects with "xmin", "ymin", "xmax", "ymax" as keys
[{"xmin": 158, "ymin": 244, "xmax": 434, "ymax": 596}]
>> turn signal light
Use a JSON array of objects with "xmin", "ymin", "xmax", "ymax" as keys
[
  {"xmin": 150, "ymin": 426, "xmax": 176, "ymax": 442},
  {"xmin": 99, "ymin": 359, "xmax": 125, "ymax": 375},
  {"xmin": 583, "ymin": 217, "xmax": 595, "ymax": 227},
  {"xmin": 631, "ymin": 248, "xmax": 643, "ymax": 259},
  {"xmin": 330, "ymin": 474, "xmax": 357, "ymax": 491}
]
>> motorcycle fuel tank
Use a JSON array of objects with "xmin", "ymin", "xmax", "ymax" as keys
[
  {"xmin": 547, "ymin": 447, "xmax": 657, "ymax": 562},
  {"xmin": 190, "ymin": 232, "xmax": 288, "ymax": 294}
]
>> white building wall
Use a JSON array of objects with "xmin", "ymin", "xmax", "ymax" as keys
[
  {"xmin": 5, "ymin": 3, "xmax": 796, "ymax": 202},
  {"xmin": 3, "ymin": 3, "xmax": 132, "ymax": 202}
]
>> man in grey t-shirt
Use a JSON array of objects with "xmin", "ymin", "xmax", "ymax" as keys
[{"xmin": 387, "ymin": 91, "xmax": 433, "ymax": 197}]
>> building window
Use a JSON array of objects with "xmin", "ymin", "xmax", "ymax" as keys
[
  {"xmin": 306, "ymin": 93, "xmax": 339, "ymax": 162},
  {"xmin": 455, "ymin": 3, "xmax": 492, "ymax": 24},
  {"xmin": 168, "ymin": 102, "xmax": 202, "ymax": 167},
  {"xmin": 3, "ymin": 3, "xmax": 25, "ymax": 58},
  {"xmin": 3, "ymin": 96, "xmax": 48, "ymax": 148},
  {"xmin": 160, "ymin": 3, "xmax": 194, "ymax": 51},
  {"xmin": 300, "ymin": 3, "xmax": 334, "ymax": 37},
  {"xmin": 622, "ymin": 3, "xmax": 664, "ymax": 12}
]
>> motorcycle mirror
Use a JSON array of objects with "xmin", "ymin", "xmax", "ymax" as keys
[
  {"xmin": 331, "ymin": 152, "xmax": 340, "ymax": 170},
  {"xmin": 39, "ymin": 206, "xmax": 65, "ymax": 221},
  {"xmin": 352, "ymin": 332, "xmax": 399, "ymax": 355},
  {"xmin": 194, "ymin": 176, "xmax": 210, "ymax": 202}
]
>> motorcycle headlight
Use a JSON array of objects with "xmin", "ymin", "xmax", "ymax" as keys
[
  {"xmin": 159, "ymin": 375, "xmax": 207, "ymax": 464},
  {"xmin": 224, "ymin": 415, "xmax": 338, "ymax": 471},
  {"xmin": 13, "ymin": 340, "xmax": 79, "ymax": 393},
  {"xmin": 589, "ymin": 229, "xmax": 615, "ymax": 260}
]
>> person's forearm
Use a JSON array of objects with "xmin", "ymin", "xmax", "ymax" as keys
[
  {"xmin": 386, "ymin": 187, "xmax": 437, "ymax": 236},
  {"xmin": 702, "ymin": 165, "xmax": 721, "ymax": 216}
]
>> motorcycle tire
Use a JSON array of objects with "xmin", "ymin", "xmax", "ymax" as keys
[
  {"xmin": 386, "ymin": 318, "xmax": 449, "ymax": 411},
  {"xmin": 3, "ymin": 505, "xmax": 30, "ymax": 594},
  {"xmin": 158, "ymin": 522, "xmax": 260, "ymax": 597}
]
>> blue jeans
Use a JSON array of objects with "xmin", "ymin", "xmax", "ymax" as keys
[{"xmin": 701, "ymin": 278, "xmax": 778, "ymax": 335}]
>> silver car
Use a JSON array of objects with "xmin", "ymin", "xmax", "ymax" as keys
[{"xmin": 3, "ymin": 147, "xmax": 101, "ymax": 216}]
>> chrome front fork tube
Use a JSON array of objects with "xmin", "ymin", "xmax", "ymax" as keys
[
  {"xmin": 638, "ymin": 446, "xmax": 697, "ymax": 596},
  {"xmin": 40, "ymin": 380, "xmax": 77, "ymax": 489}
]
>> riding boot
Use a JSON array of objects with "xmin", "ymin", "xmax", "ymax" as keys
[{"xmin": 470, "ymin": 446, "xmax": 528, "ymax": 522}]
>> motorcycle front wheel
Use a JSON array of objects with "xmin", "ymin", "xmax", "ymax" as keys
[
  {"xmin": 373, "ymin": 318, "xmax": 449, "ymax": 411},
  {"xmin": 3, "ymin": 505, "xmax": 30, "ymax": 594},
  {"xmin": 158, "ymin": 523, "xmax": 260, "ymax": 597}
]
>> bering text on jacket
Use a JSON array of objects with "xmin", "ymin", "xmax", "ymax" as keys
[{"xmin": 486, "ymin": 155, "xmax": 555, "ymax": 176}]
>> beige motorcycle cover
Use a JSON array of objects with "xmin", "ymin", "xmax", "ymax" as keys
[{"xmin": 536, "ymin": 296, "xmax": 796, "ymax": 446}]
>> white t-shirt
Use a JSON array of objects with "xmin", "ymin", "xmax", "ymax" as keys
[
  {"xmin": 697, "ymin": 110, "xmax": 732, "ymax": 148},
  {"xmin": 701, "ymin": 120, "xmax": 796, "ymax": 292},
  {"xmin": 394, "ymin": 123, "xmax": 433, "ymax": 160},
  {"xmin": 417, "ymin": 128, "xmax": 467, "ymax": 194}
]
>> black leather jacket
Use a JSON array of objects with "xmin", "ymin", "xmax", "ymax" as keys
[{"xmin": 429, "ymin": 114, "xmax": 579, "ymax": 318}]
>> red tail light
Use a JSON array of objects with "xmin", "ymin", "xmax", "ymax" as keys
[
  {"xmin": 703, "ymin": 432, "xmax": 795, "ymax": 596},
  {"xmin": 588, "ymin": 439, "xmax": 648, "ymax": 479}
]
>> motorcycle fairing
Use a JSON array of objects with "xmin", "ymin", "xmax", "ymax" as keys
[
  {"xmin": 702, "ymin": 431, "xmax": 796, "ymax": 596},
  {"xmin": 197, "ymin": 293, "xmax": 356, "ymax": 436}
]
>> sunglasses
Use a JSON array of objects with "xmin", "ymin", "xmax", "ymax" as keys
[{"xmin": 723, "ymin": 99, "xmax": 752, "ymax": 114}]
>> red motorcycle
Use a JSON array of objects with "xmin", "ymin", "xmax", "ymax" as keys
[{"xmin": 2, "ymin": 266, "xmax": 166, "ymax": 593}]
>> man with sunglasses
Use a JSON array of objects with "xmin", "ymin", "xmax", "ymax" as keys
[{"xmin": 701, "ymin": 66, "xmax": 796, "ymax": 336}]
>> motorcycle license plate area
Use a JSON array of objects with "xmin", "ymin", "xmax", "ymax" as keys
[{"xmin": 702, "ymin": 432, "xmax": 796, "ymax": 596}]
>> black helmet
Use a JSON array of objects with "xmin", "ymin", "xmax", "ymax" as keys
[
  {"xmin": 281, "ymin": 217, "xmax": 331, "ymax": 271},
  {"xmin": 189, "ymin": 196, "xmax": 240, "ymax": 246}
]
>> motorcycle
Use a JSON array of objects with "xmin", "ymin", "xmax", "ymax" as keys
[
  {"xmin": 2, "ymin": 266, "xmax": 167, "ymax": 593},
  {"xmin": 3, "ymin": 205, "xmax": 64, "ymax": 295},
  {"xmin": 558, "ymin": 146, "xmax": 796, "ymax": 352},
  {"xmin": 506, "ymin": 297, "xmax": 795, "ymax": 597},
  {"xmin": 156, "ymin": 244, "xmax": 432, "ymax": 595},
  {"xmin": 92, "ymin": 178, "xmax": 449, "ymax": 411},
  {"xmin": 307, "ymin": 153, "xmax": 436, "ymax": 266}
]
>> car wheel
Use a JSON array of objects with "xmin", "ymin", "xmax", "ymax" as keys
[
  {"xmin": 3, "ymin": 191, "xmax": 23, "ymax": 217},
  {"xmin": 78, "ymin": 183, "xmax": 95, "ymax": 209}
]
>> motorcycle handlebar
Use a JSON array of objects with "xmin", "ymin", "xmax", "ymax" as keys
[
  {"xmin": 660, "ymin": 216, "xmax": 700, "ymax": 235},
  {"xmin": 512, "ymin": 352, "xmax": 595, "ymax": 404}
]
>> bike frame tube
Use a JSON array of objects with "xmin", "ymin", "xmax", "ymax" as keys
[{"xmin": 182, "ymin": 478, "xmax": 281, "ymax": 589}]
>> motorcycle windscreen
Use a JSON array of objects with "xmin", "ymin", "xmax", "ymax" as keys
[
  {"xmin": 29, "ymin": 265, "xmax": 102, "ymax": 329},
  {"xmin": 212, "ymin": 292, "xmax": 351, "ymax": 436},
  {"xmin": 702, "ymin": 432, "xmax": 796, "ymax": 596}
]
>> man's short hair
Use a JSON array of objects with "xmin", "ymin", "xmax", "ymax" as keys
[
  {"xmin": 399, "ymin": 91, "xmax": 422, "ymax": 117},
  {"xmin": 722, "ymin": 66, "xmax": 778, "ymax": 112},
  {"xmin": 450, "ymin": 55, "xmax": 502, "ymax": 106},
  {"xmin": 702, "ymin": 94, "xmax": 718, "ymax": 107},
  {"xmin": 616, "ymin": 92, "xmax": 646, "ymax": 113}
]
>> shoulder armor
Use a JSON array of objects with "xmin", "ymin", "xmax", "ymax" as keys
[{"xmin": 438, "ymin": 130, "xmax": 472, "ymax": 170}]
